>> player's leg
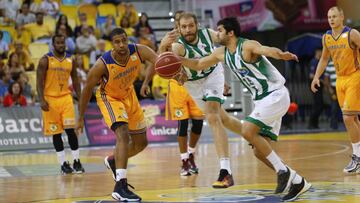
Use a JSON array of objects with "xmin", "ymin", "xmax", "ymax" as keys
[{"xmin": 63, "ymin": 95, "xmax": 84, "ymax": 173}]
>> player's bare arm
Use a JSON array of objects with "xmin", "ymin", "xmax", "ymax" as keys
[
  {"xmin": 137, "ymin": 44, "xmax": 159, "ymax": 97},
  {"xmin": 76, "ymin": 59, "xmax": 106, "ymax": 134},
  {"xmin": 208, "ymin": 29, "xmax": 221, "ymax": 44},
  {"xmin": 311, "ymin": 35, "xmax": 331, "ymax": 93},
  {"xmin": 244, "ymin": 40, "xmax": 299, "ymax": 62},
  {"xmin": 158, "ymin": 29, "xmax": 179, "ymax": 53},
  {"xmin": 70, "ymin": 58, "xmax": 81, "ymax": 100},
  {"xmin": 36, "ymin": 56, "xmax": 49, "ymax": 111},
  {"xmin": 350, "ymin": 29, "xmax": 360, "ymax": 56},
  {"xmin": 180, "ymin": 46, "xmax": 224, "ymax": 71}
]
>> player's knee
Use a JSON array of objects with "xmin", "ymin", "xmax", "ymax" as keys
[
  {"xmin": 206, "ymin": 113, "xmax": 221, "ymax": 125},
  {"xmin": 137, "ymin": 133, "xmax": 148, "ymax": 151},
  {"xmin": 343, "ymin": 115, "xmax": 356, "ymax": 125},
  {"xmin": 112, "ymin": 122, "xmax": 130, "ymax": 142},
  {"xmin": 65, "ymin": 129, "xmax": 79, "ymax": 150},
  {"xmin": 178, "ymin": 119, "xmax": 189, "ymax": 137},
  {"xmin": 241, "ymin": 128, "xmax": 254, "ymax": 142},
  {"xmin": 191, "ymin": 119, "xmax": 203, "ymax": 135}
]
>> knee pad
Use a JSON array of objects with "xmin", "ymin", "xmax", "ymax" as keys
[
  {"xmin": 52, "ymin": 133, "xmax": 64, "ymax": 152},
  {"xmin": 177, "ymin": 119, "xmax": 189, "ymax": 137},
  {"xmin": 191, "ymin": 119, "xmax": 203, "ymax": 135},
  {"xmin": 65, "ymin": 129, "xmax": 78, "ymax": 150}
]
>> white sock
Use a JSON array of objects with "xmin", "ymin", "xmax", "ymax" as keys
[
  {"xmin": 351, "ymin": 141, "xmax": 360, "ymax": 157},
  {"xmin": 188, "ymin": 146, "xmax": 196, "ymax": 154},
  {"xmin": 71, "ymin": 149, "xmax": 80, "ymax": 161},
  {"xmin": 220, "ymin": 157, "xmax": 232, "ymax": 174},
  {"xmin": 116, "ymin": 169, "xmax": 127, "ymax": 181},
  {"xmin": 56, "ymin": 151, "xmax": 66, "ymax": 165},
  {"xmin": 266, "ymin": 151, "xmax": 287, "ymax": 173},
  {"xmin": 292, "ymin": 173, "xmax": 302, "ymax": 184},
  {"xmin": 180, "ymin": 152, "xmax": 189, "ymax": 160}
]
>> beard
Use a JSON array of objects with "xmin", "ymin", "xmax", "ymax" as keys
[
  {"xmin": 181, "ymin": 32, "xmax": 197, "ymax": 43},
  {"xmin": 55, "ymin": 47, "xmax": 66, "ymax": 54}
]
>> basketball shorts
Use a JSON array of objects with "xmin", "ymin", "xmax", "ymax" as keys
[
  {"xmin": 245, "ymin": 86, "xmax": 290, "ymax": 141},
  {"xmin": 336, "ymin": 70, "xmax": 360, "ymax": 114},
  {"xmin": 42, "ymin": 94, "xmax": 75, "ymax": 136},
  {"xmin": 184, "ymin": 64, "xmax": 225, "ymax": 111},
  {"xmin": 96, "ymin": 87, "xmax": 146, "ymax": 132},
  {"xmin": 166, "ymin": 80, "xmax": 204, "ymax": 120}
]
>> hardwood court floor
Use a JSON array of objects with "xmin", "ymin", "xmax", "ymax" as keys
[{"xmin": 1, "ymin": 132, "xmax": 360, "ymax": 203}]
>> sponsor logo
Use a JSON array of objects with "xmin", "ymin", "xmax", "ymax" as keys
[
  {"xmin": 50, "ymin": 124, "xmax": 58, "ymax": 132},
  {"xmin": 175, "ymin": 109, "xmax": 183, "ymax": 118},
  {"xmin": 131, "ymin": 55, "xmax": 137, "ymax": 61}
]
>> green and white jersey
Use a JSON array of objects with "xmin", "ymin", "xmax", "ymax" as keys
[
  {"xmin": 224, "ymin": 38, "xmax": 285, "ymax": 100},
  {"xmin": 325, "ymin": 60, "xmax": 336, "ymax": 88},
  {"xmin": 178, "ymin": 28, "xmax": 220, "ymax": 81}
]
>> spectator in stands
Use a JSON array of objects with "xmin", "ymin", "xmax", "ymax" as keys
[
  {"xmin": 0, "ymin": 31, "xmax": 9, "ymax": 59},
  {"xmin": 74, "ymin": 55, "xmax": 87, "ymax": 89},
  {"xmin": 0, "ymin": 0, "xmax": 20, "ymax": 23},
  {"xmin": 135, "ymin": 12, "xmax": 154, "ymax": 36},
  {"xmin": 40, "ymin": 0, "xmax": 59, "ymax": 18},
  {"xmin": 11, "ymin": 41, "xmax": 34, "ymax": 71},
  {"xmin": 13, "ymin": 71, "xmax": 34, "ymax": 104},
  {"xmin": 82, "ymin": 0, "xmax": 101, "ymax": 5},
  {"xmin": 120, "ymin": 17, "xmax": 135, "ymax": 38},
  {"xmin": 49, "ymin": 24, "xmax": 75, "ymax": 54},
  {"xmin": 89, "ymin": 39, "xmax": 106, "ymax": 67},
  {"xmin": 138, "ymin": 27, "xmax": 156, "ymax": 51},
  {"xmin": 308, "ymin": 47, "xmax": 325, "ymax": 129},
  {"xmin": 76, "ymin": 26, "xmax": 97, "ymax": 55},
  {"xmin": 74, "ymin": 13, "xmax": 92, "ymax": 38},
  {"xmin": 118, "ymin": 3, "xmax": 138, "ymax": 27},
  {"xmin": 13, "ymin": 25, "xmax": 31, "ymax": 48},
  {"xmin": 56, "ymin": 14, "xmax": 73, "ymax": 37},
  {"xmin": 16, "ymin": 3, "xmax": 36, "ymax": 26},
  {"xmin": 3, "ymin": 81, "xmax": 27, "ymax": 107},
  {"xmin": 23, "ymin": 12, "xmax": 52, "ymax": 43},
  {"xmin": 0, "ymin": 69, "xmax": 13, "ymax": 103},
  {"xmin": 7, "ymin": 53, "xmax": 25, "ymax": 77},
  {"xmin": 151, "ymin": 74, "xmax": 168, "ymax": 100},
  {"xmin": 100, "ymin": 15, "xmax": 116, "ymax": 40}
]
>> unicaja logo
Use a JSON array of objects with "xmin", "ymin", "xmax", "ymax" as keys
[{"xmin": 150, "ymin": 126, "xmax": 177, "ymax": 136}]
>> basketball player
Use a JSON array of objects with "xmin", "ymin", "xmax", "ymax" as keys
[
  {"xmin": 165, "ymin": 10, "xmax": 205, "ymax": 176},
  {"xmin": 152, "ymin": 12, "xmax": 235, "ymax": 188},
  {"xmin": 76, "ymin": 28, "xmax": 158, "ymax": 201},
  {"xmin": 311, "ymin": 7, "xmax": 360, "ymax": 173},
  {"xmin": 173, "ymin": 17, "xmax": 311, "ymax": 201},
  {"xmin": 37, "ymin": 34, "xmax": 85, "ymax": 174}
]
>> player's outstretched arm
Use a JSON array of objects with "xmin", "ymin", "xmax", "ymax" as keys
[
  {"xmin": 71, "ymin": 57, "xmax": 81, "ymax": 100},
  {"xmin": 76, "ymin": 59, "xmax": 105, "ymax": 135},
  {"xmin": 245, "ymin": 40, "xmax": 299, "ymax": 62},
  {"xmin": 158, "ymin": 29, "xmax": 179, "ymax": 53},
  {"xmin": 179, "ymin": 46, "xmax": 224, "ymax": 71},
  {"xmin": 311, "ymin": 35, "xmax": 331, "ymax": 93},
  {"xmin": 36, "ymin": 56, "xmax": 49, "ymax": 111},
  {"xmin": 137, "ymin": 44, "xmax": 159, "ymax": 97}
]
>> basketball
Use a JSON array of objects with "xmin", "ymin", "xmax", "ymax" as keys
[
  {"xmin": 155, "ymin": 52, "xmax": 182, "ymax": 79},
  {"xmin": 287, "ymin": 102, "xmax": 298, "ymax": 115}
]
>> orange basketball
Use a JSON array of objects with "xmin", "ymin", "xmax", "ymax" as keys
[
  {"xmin": 288, "ymin": 102, "xmax": 298, "ymax": 115},
  {"xmin": 155, "ymin": 52, "xmax": 182, "ymax": 79}
]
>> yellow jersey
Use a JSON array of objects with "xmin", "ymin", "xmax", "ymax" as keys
[
  {"xmin": 97, "ymin": 44, "xmax": 143, "ymax": 99},
  {"xmin": 44, "ymin": 52, "xmax": 73, "ymax": 97},
  {"xmin": 324, "ymin": 26, "xmax": 360, "ymax": 77}
]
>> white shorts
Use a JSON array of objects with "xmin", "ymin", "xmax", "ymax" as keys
[
  {"xmin": 184, "ymin": 65, "xmax": 224, "ymax": 111},
  {"xmin": 245, "ymin": 86, "xmax": 290, "ymax": 141}
]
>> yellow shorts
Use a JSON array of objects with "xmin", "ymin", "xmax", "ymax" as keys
[
  {"xmin": 42, "ymin": 94, "xmax": 75, "ymax": 136},
  {"xmin": 166, "ymin": 80, "xmax": 204, "ymax": 120},
  {"xmin": 336, "ymin": 70, "xmax": 360, "ymax": 114},
  {"xmin": 96, "ymin": 88, "xmax": 146, "ymax": 132}
]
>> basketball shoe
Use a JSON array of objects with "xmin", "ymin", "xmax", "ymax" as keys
[
  {"xmin": 180, "ymin": 159, "xmax": 191, "ymax": 176},
  {"xmin": 73, "ymin": 159, "xmax": 85, "ymax": 174},
  {"xmin": 104, "ymin": 155, "xmax": 116, "ymax": 181},
  {"xmin": 61, "ymin": 161, "xmax": 73, "ymax": 174},
  {"xmin": 188, "ymin": 153, "xmax": 199, "ymax": 174},
  {"xmin": 343, "ymin": 154, "xmax": 360, "ymax": 173},
  {"xmin": 275, "ymin": 166, "xmax": 296, "ymax": 194},
  {"xmin": 112, "ymin": 178, "xmax": 141, "ymax": 202},
  {"xmin": 282, "ymin": 177, "xmax": 312, "ymax": 202},
  {"xmin": 212, "ymin": 169, "xmax": 234, "ymax": 188}
]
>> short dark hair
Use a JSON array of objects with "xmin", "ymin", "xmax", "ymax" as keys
[
  {"xmin": 217, "ymin": 17, "xmax": 241, "ymax": 37},
  {"xmin": 52, "ymin": 34, "xmax": 65, "ymax": 44},
  {"xmin": 110, "ymin": 28, "xmax": 127, "ymax": 40}
]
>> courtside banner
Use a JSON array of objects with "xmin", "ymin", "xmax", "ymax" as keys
[
  {"xmin": 0, "ymin": 106, "xmax": 89, "ymax": 151},
  {"xmin": 84, "ymin": 99, "xmax": 178, "ymax": 145}
]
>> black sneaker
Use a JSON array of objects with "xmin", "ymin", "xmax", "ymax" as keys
[
  {"xmin": 189, "ymin": 153, "xmax": 199, "ymax": 174},
  {"xmin": 180, "ymin": 159, "xmax": 191, "ymax": 176},
  {"xmin": 282, "ymin": 177, "xmax": 311, "ymax": 202},
  {"xmin": 73, "ymin": 159, "xmax": 85, "ymax": 174},
  {"xmin": 112, "ymin": 178, "xmax": 141, "ymax": 202},
  {"xmin": 275, "ymin": 167, "xmax": 296, "ymax": 194},
  {"xmin": 104, "ymin": 155, "xmax": 116, "ymax": 181},
  {"xmin": 61, "ymin": 161, "xmax": 73, "ymax": 174},
  {"xmin": 212, "ymin": 169, "xmax": 234, "ymax": 188}
]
